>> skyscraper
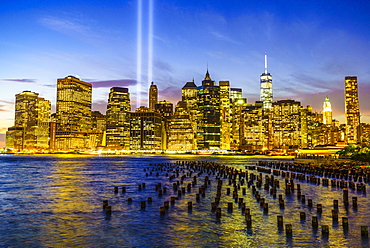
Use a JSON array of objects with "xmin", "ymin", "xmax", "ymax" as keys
[
  {"xmin": 106, "ymin": 87, "xmax": 131, "ymax": 149},
  {"xmin": 149, "ymin": 82, "xmax": 158, "ymax": 111},
  {"xmin": 167, "ymin": 101, "xmax": 194, "ymax": 151},
  {"xmin": 345, "ymin": 76, "xmax": 360, "ymax": 144},
  {"xmin": 130, "ymin": 107, "xmax": 163, "ymax": 150},
  {"xmin": 56, "ymin": 75, "xmax": 92, "ymax": 149},
  {"xmin": 260, "ymin": 54, "xmax": 273, "ymax": 110},
  {"xmin": 196, "ymin": 70, "xmax": 221, "ymax": 150},
  {"xmin": 323, "ymin": 96, "xmax": 332, "ymax": 125},
  {"xmin": 6, "ymin": 90, "xmax": 50, "ymax": 150},
  {"xmin": 182, "ymin": 80, "xmax": 198, "ymax": 149},
  {"xmin": 219, "ymin": 81, "xmax": 231, "ymax": 150}
]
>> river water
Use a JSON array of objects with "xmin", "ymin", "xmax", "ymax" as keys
[{"xmin": 0, "ymin": 154, "xmax": 369, "ymax": 247}]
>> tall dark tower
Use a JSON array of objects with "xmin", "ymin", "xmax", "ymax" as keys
[
  {"xmin": 106, "ymin": 87, "xmax": 131, "ymax": 149},
  {"xmin": 345, "ymin": 76, "xmax": 360, "ymax": 144},
  {"xmin": 149, "ymin": 82, "xmax": 158, "ymax": 111},
  {"xmin": 197, "ymin": 70, "xmax": 221, "ymax": 150},
  {"xmin": 260, "ymin": 54, "xmax": 273, "ymax": 110}
]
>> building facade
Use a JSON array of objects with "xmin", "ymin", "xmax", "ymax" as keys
[
  {"xmin": 345, "ymin": 76, "xmax": 360, "ymax": 144},
  {"xmin": 260, "ymin": 54, "xmax": 273, "ymax": 110},
  {"xmin": 105, "ymin": 87, "xmax": 131, "ymax": 149},
  {"xmin": 196, "ymin": 70, "xmax": 221, "ymax": 150},
  {"xmin": 130, "ymin": 107, "xmax": 163, "ymax": 150},
  {"xmin": 55, "ymin": 76, "xmax": 92, "ymax": 150},
  {"xmin": 323, "ymin": 96, "xmax": 333, "ymax": 125},
  {"xmin": 6, "ymin": 91, "xmax": 50, "ymax": 150},
  {"xmin": 149, "ymin": 82, "xmax": 158, "ymax": 111}
]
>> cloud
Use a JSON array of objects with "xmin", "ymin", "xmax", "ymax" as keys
[
  {"xmin": 89, "ymin": 79, "xmax": 138, "ymax": 88},
  {"xmin": 92, "ymin": 100, "xmax": 107, "ymax": 115},
  {"xmin": 154, "ymin": 60, "xmax": 173, "ymax": 74},
  {"xmin": 0, "ymin": 100, "xmax": 14, "ymax": 105},
  {"xmin": 40, "ymin": 16, "xmax": 92, "ymax": 37},
  {"xmin": 210, "ymin": 31, "xmax": 240, "ymax": 44},
  {"xmin": 0, "ymin": 79, "xmax": 37, "ymax": 83},
  {"xmin": 159, "ymin": 86, "xmax": 181, "ymax": 103}
]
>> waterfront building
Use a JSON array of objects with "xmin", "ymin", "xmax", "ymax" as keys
[
  {"xmin": 167, "ymin": 101, "xmax": 194, "ymax": 151},
  {"xmin": 155, "ymin": 100, "xmax": 173, "ymax": 118},
  {"xmin": 55, "ymin": 75, "xmax": 92, "ymax": 150},
  {"xmin": 105, "ymin": 87, "xmax": 131, "ymax": 149},
  {"xmin": 130, "ymin": 107, "xmax": 163, "ymax": 150},
  {"xmin": 219, "ymin": 81, "xmax": 231, "ymax": 150},
  {"xmin": 345, "ymin": 76, "xmax": 360, "ymax": 144},
  {"xmin": 260, "ymin": 54, "xmax": 273, "ymax": 110},
  {"xmin": 272, "ymin": 100, "xmax": 302, "ymax": 149},
  {"xmin": 149, "ymin": 82, "xmax": 158, "ymax": 111},
  {"xmin": 6, "ymin": 91, "xmax": 50, "ymax": 150},
  {"xmin": 230, "ymin": 88, "xmax": 242, "ymax": 102},
  {"xmin": 323, "ymin": 97, "xmax": 333, "ymax": 125},
  {"xmin": 181, "ymin": 80, "xmax": 198, "ymax": 148},
  {"xmin": 230, "ymin": 98, "xmax": 247, "ymax": 150},
  {"xmin": 242, "ymin": 101, "xmax": 266, "ymax": 150},
  {"xmin": 5, "ymin": 127, "xmax": 24, "ymax": 150},
  {"xmin": 155, "ymin": 100, "xmax": 173, "ymax": 149},
  {"xmin": 360, "ymin": 123, "xmax": 370, "ymax": 147},
  {"xmin": 196, "ymin": 70, "xmax": 221, "ymax": 150}
]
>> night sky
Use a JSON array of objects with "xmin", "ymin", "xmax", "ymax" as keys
[{"xmin": 1, "ymin": 0, "xmax": 370, "ymax": 147}]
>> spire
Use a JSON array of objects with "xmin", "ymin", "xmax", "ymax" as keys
[
  {"xmin": 205, "ymin": 69, "xmax": 211, "ymax": 81},
  {"xmin": 264, "ymin": 53, "xmax": 268, "ymax": 74}
]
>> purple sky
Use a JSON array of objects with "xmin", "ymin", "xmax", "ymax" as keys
[{"xmin": 1, "ymin": 0, "xmax": 370, "ymax": 147}]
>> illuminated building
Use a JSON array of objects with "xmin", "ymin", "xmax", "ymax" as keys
[
  {"xmin": 242, "ymin": 101, "xmax": 266, "ymax": 150},
  {"xmin": 345, "ymin": 76, "xmax": 360, "ymax": 144},
  {"xmin": 230, "ymin": 98, "xmax": 247, "ymax": 150},
  {"xmin": 155, "ymin": 100, "xmax": 173, "ymax": 118},
  {"xmin": 89, "ymin": 111, "xmax": 105, "ymax": 148},
  {"xmin": 323, "ymin": 97, "xmax": 332, "ymax": 125},
  {"xmin": 6, "ymin": 90, "xmax": 50, "ymax": 150},
  {"xmin": 182, "ymin": 80, "xmax": 198, "ymax": 148},
  {"xmin": 105, "ymin": 87, "xmax": 131, "ymax": 149},
  {"xmin": 155, "ymin": 100, "xmax": 173, "ymax": 150},
  {"xmin": 272, "ymin": 100, "xmax": 302, "ymax": 149},
  {"xmin": 149, "ymin": 82, "xmax": 158, "ymax": 111},
  {"xmin": 5, "ymin": 127, "xmax": 23, "ymax": 150},
  {"xmin": 130, "ymin": 107, "xmax": 163, "ymax": 150},
  {"xmin": 219, "ymin": 81, "xmax": 231, "ymax": 150},
  {"xmin": 55, "ymin": 76, "xmax": 92, "ymax": 150},
  {"xmin": 167, "ymin": 101, "xmax": 194, "ymax": 151},
  {"xmin": 260, "ymin": 54, "xmax": 273, "ymax": 110},
  {"xmin": 230, "ymin": 88, "xmax": 242, "ymax": 102},
  {"xmin": 360, "ymin": 123, "xmax": 370, "ymax": 146},
  {"xmin": 196, "ymin": 70, "xmax": 221, "ymax": 150}
]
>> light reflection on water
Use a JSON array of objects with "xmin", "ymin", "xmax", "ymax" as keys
[{"xmin": 0, "ymin": 155, "xmax": 369, "ymax": 247}]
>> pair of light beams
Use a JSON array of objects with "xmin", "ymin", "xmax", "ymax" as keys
[{"xmin": 136, "ymin": 0, "xmax": 154, "ymax": 109}]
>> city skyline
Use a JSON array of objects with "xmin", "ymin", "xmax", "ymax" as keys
[{"xmin": 1, "ymin": 0, "xmax": 370, "ymax": 147}]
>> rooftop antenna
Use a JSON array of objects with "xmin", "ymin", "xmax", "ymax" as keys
[{"xmin": 264, "ymin": 52, "xmax": 268, "ymax": 74}]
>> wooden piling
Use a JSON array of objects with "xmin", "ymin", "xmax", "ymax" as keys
[
  {"xmin": 361, "ymin": 226, "xmax": 369, "ymax": 238},
  {"xmin": 285, "ymin": 224, "xmax": 292, "ymax": 236}
]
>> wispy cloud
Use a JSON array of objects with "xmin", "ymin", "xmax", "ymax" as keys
[
  {"xmin": 0, "ymin": 104, "xmax": 12, "ymax": 112},
  {"xmin": 89, "ymin": 79, "xmax": 138, "ymax": 88},
  {"xmin": 0, "ymin": 100, "xmax": 14, "ymax": 105},
  {"xmin": 39, "ymin": 16, "xmax": 102, "ymax": 44},
  {"xmin": 210, "ymin": 31, "xmax": 240, "ymax": 44},
  {"xmin": 1, "ymin": 79, "xmax": 36, "ymax": 83},
  {"xmin": 40, "ymin": 16, "xmax": 92, "ymax": 36}
]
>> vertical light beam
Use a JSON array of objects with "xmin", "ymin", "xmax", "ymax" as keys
[
  {"xmin": 264, "ymin": 52, "xmax": 268, "ymax": 74},
  {"xmin": 136, "ymin": 0, "xmax": 143, "ymax": 109},
  {"xmin": 148, "ymin": 0, "xmax": 154, "ymax": 88}
]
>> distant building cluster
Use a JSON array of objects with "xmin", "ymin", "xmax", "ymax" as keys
[{"xmin": 5, "ymin": 61, "xmax": 369, "ymax": 152}]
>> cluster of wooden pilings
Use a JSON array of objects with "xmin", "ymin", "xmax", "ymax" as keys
[{"xmin": 101, "ymin": 160, "xmax": 369, "ymax": 239}]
